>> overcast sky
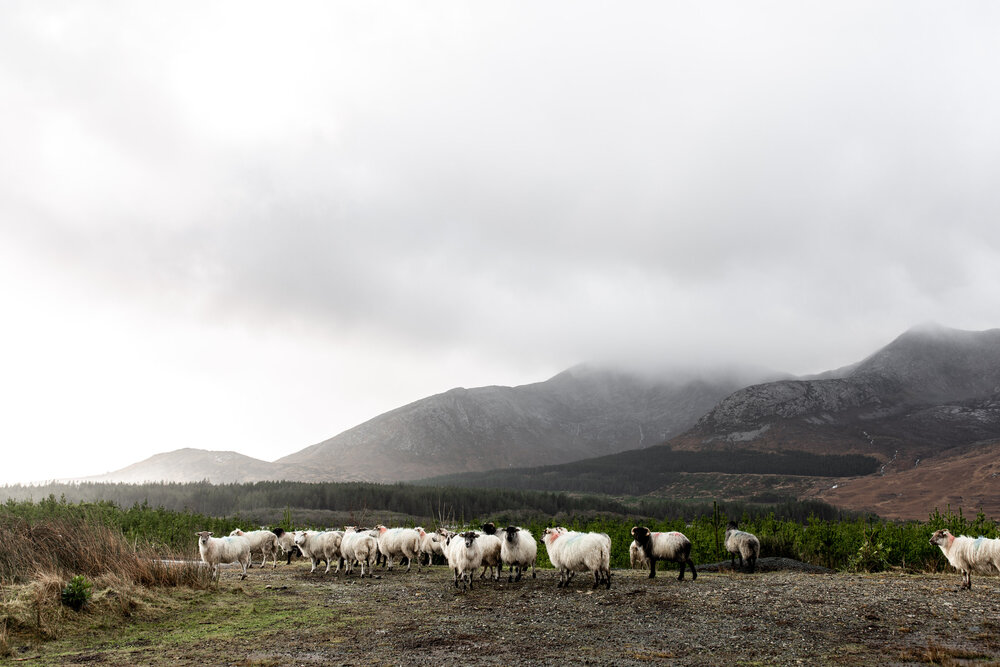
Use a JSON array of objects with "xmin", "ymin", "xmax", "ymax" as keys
[{"xmin": 2, "ymin": 2, "xmax": 1000, "ymax": 484}]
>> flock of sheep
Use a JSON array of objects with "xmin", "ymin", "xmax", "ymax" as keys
[{"xmin": 194, "ymin": 522, "xmax": 1000, "ymax": 591}]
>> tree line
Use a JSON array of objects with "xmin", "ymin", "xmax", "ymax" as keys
[{"xmin": 418, "ymin": 446, "xmax": 880, "ymax": 495}]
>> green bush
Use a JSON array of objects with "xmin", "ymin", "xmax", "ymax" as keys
[{"xmin": 60, "ymin": 575, "xmax": 92, "ymax": 611}]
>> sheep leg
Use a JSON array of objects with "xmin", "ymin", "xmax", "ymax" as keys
[
  {"xmin": 648, "ymin": 556, "xmax": 658, "ymax": 579},
  {"xmin": 747, "ymin": 556, "xmax": 756, "ymax": 574},
  {"xmin": 678, "ymin": 560, "xmax": 687, "ymax": 581},
  {"xmin": 687, "ymin": 558, "xmax": 698, "ymax": 580}
]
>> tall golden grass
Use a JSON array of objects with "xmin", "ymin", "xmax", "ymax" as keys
[
  {"xmin": 0, "ymin": 515, "xmax": 212, "ymax": 655},
  {"xmin": 0, "ymin": 514, "xmax": 210, "ymax": 587}
]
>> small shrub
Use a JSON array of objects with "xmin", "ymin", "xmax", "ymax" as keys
[
  {"xmin": 849, "ymin": 532, "xmax": 891, "ymax": 573},
  {"xmin": 61, "ymin": 575, "xmax": 91, "ymax": 611}
]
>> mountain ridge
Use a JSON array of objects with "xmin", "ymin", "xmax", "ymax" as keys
[{"xmin": 82, "ymin": 325, "xmax": 1000, "ymax": 519}]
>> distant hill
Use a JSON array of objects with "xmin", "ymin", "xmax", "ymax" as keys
[
  {"xmin": 86, "ymin": 364, "xmax": 763, "ymax": 484},
  {"xmin": 83, "ymin": 448, "xmax": 274, "ymax": 484}
]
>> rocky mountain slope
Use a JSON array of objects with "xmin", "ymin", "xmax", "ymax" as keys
[
  {"xmin": 85, "ymin": 324, "xmax": 1000, "ymax": 519},
  {"xmin": 87, "ymin": 364, "xmax": 760, "ymax": 484},
  {"xmin": 417, "ymin": 325, "xmax": 1000, "ymax": 518},
  {"xmin": 674, "ymin": 324, "xmax": 1000, "ymax": 470},
  {"xmin": 275, "ymin": 364, "xmax": 759, "ymax": 482}
]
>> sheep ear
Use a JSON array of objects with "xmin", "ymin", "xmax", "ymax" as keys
[{"xmin": 631, "ymin": 526, "xmax": 637, "ymax": 536}]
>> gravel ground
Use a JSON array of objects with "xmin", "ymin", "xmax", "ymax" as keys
[
  {"xmin": 246, "ymin": 562, "xmax": 1000, "ymax": 666},
  {"xmin": 14, "ymin": 561, "xmax": 1000, "ymax": 666}
]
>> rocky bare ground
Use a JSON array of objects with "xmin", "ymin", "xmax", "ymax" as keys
[
  {"xmin": 199, "ymin": 563, "xmax": 1000, "ymax": 665},
  {"xmin": 15, "ymin": 560, "xmax": 1000, "ymax": 666}
]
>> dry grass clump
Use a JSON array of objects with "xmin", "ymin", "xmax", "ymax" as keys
[
  {"xmin": 0, "ymin": 515, "xmax": 209, "ymax": 653},
  {"xmin": 0, "ymin": 515, "xmax": 209, "ymax": 588}
]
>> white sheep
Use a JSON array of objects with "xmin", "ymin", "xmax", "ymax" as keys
[
  {"xmin": 629, "ymin": 526, "xmax": 697, "ymax": 581},
  {"xmin": 629, "ymin": 540, "xmax": 648, "ymax": 570},
  {"xmin": 478, "ymin": 533, "xmax": 502, "ymax": 581},
  {"xmin": 341, "ymin": 526, "xmax": 379, "ymax": 578},
  {"xmin": 294, "ymin": 530, "xmax": 344, "ymax": 575},
  {"xmin": 724, "ymin": 521, "xmax": 761, "ymax": 573},
  {"xmin": 417, "ymin": 527, "xmax": 446, "ymax": 566},
  {"xmin": 929, "ymin": 528, "xmax": 1000, "ymax": 590},
  {"xmin": 196, "ymin": 531, "xmax": 251, "ymax": 581},
  {"xmin": 500, "ymin": 526, "xmax": 537, "ymax": 582},
  {"xmin": 229, "ymin": 528, "xmax": 280, "ymax": 569},
  {"xmin": 445, "ymin": 530, "xmax": 483, "ymax": 591},
  {"xmin": 542, "ymin": 527, "xmax": 611, "ymax": 589},
  {"xmin": 374, "ymin": 525, "xmax": 422, "ymax": 572}
]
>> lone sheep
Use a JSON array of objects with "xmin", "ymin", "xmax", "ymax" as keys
[
  {"xmin": 929, "ymin": 528, "xmax": 1000, "ymax": 590},
  {"xmin": 724, "ymin": 521, "xmax": 761, "ymax": 573},
  {"xmin": 630, "ymin": 526, "xmax": 696, "ymax": 581}
]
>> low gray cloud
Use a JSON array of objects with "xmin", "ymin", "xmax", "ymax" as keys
[{"xmin": 3, "ymin": 2, "xmax": 1000, "ymax": 479}]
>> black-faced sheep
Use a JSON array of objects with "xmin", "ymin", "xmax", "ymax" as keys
[
  {"xmin": 630, "ymin": 526, "xmax": 696, "ymax": 581},
  {"xmin": 445, "ymin": 530, "xmax": 483, "ymax": 591},
  {"xmin": 501, "ymin": 526, "xmax": 537, "ymax": 582},
  {"xmin": 724, "ymin": 521, "xmax": 761, "ymax": 573},
  {"xmin": 271, "ymin": 528, "xmax": 302, "ymax": 564},
  {"xmin": 196, "ymin": 531, "xmax": 251, "ymax": 581},
  {"xmin": 541, "ymin": 527, "xmax": 611, "ymax": 589},
  {"xmin": 929, "ymin": 528, "xmax": 1000, "ymax": 590}
]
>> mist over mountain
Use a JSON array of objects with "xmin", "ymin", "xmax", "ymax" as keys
[
  {"xmin": 416, "ymin": 325, "xmax": 1000, "ymax": 518},
  {"xmin": 84, "ymin": 325, "xmax": 1000, "ymax": 519},
  {"xmin": 276, "ymin": 363, "xmax": 763, "ymax": 482},
  {"xmin": 86, "ymin": 363, "xmax": 765, "ymax": 484},
  {"xmin": 683, "ymin": 324, "xmax": 1000, "ymax": 462}
]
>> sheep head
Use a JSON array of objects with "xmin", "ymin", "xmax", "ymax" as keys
[{"xmin": 929, "ymin": 529, "xmax": 954, "ymax": 548}]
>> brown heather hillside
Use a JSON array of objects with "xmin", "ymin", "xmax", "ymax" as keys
[{"xmin": 803, "ymin": 440, "xmax": 1000, "ymax": 520}]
